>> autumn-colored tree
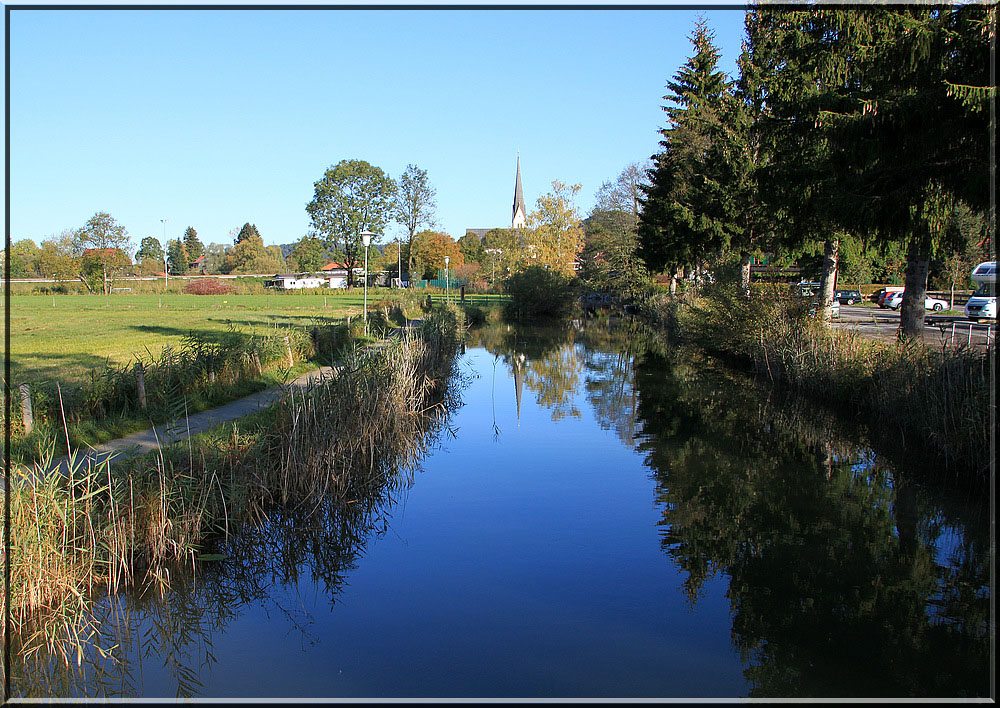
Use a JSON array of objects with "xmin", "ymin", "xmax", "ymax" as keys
[
  {"xmin": 526, "ymin": 180, "xmax": 585, "ymax": 277},
  {"xmin": 410, "ymin": 230, "xmax": 463, "ymax": 281},
  {"xmin": 222, "ymin": 228, "xmax": 284, "ymax": 274}
]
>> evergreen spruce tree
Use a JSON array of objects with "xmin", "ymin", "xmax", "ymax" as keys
[
  {"xmin": 638, "ymin": 19, "xmax": 736, "ymax": 286},
  {"xmin": 747, "ymin": 4, "xmax": 993, "ymax": 335},
  {"xmin": 234, "ymin": 223, "xmax": 262, "ymax": 245},
  {"xmin": 183, "ymin": 226, "xmax": 205, "ymax": 263}
]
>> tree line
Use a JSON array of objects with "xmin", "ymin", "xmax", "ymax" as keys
[{"xmin": 631, "ymin": 5, "xmax": 992, "ymax": 338}]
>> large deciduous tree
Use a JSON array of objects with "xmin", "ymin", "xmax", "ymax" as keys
[
  {"xmin": 527, "ymin": 180, "xmax": 585, "ymax": 277},
  {"xmin": 75, "ymin": 211, "xmax": 132, "ymax": 295},
  {"xmin": 38, "ymin": 231, "xmax": 80, "ymax": 282},
  {"xmin": 222, "ymin": 225, "xmax": 284, "ymax": 274},
  {"xmin": 135, "ymin": 236, "xmax": 164, "ymax": 266},
  {"xmin": 582, "ymin": 162, "xmax": 651, "ymax": 297},
  {"xmin": 394, "ymin": 164, "xmax": 437, "ymax": 285},
  {"xmin": 306, "ymin": 159, "xmax": 397, "ymax": 288},
  {"xmin": 287, "ymin": 232, "xmax": 329, "ymax": 273}
]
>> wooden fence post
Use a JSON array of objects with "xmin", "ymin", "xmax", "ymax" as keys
[
  {"xmin": 19, "ymin": 383, "xmax": 33, "ymax": 434},
  {"xmin": 284, "ymin": 336, "xmax": 294, "ymax": 368},
  {"xmin": 135, "ymin": 363, "xmax": 147, "ymax": 409}
]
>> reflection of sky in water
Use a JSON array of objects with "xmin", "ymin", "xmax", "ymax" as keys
[{"xmin": 14, "ymin": 325, "xmax": 989, "ymax": 699}]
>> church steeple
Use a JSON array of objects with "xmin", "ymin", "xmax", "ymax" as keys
[{"xmin": 512, "ymin": 155, "xmax": 527, "ymax": 229}]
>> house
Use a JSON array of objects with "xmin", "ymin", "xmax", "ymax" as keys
[
  {"xmin": 264, "ymin": 271, "xmax": 348, "ymax": 289},
  {"xmin": 189, "ymin": 254, "xmax": 206, "ymax": 272},
  {"xmin": 321, "ymin": 261, "xmax": 349, "ymax": 289},
  {"xmin": 264, "ymin": 273, "xmax": 327, "ymax": 289}
]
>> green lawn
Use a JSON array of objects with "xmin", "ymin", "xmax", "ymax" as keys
[
  {"xmin": 5, "ymin": 290, "xmax": 374, "ymax": 385},
  {"xmin": 5, "ymin": 288, "xmax": 504, "ymax": 386}
]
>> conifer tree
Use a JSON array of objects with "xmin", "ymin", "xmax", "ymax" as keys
[
  {"xmin": 183, "ymin": 226, "xmax": 205, "ymax": 262},
  {"xmin": 638, "ymin": 19, "xmax": 736, "ymax": 284},
  {"xmin": 747, "ymin": 4, "xmax": 993, "ymax": 335}
]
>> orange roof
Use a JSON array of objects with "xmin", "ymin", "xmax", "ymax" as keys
[{"xmin": 321, "ymin": 261, "xmax": 347, "ymax": 271}]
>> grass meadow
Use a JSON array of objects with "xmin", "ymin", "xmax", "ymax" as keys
[{"xmin": 6, "ymin": 287, "xmax": 499, "ymax": 385}]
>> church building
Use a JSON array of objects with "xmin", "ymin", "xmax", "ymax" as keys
[{"xmin": 466, "ymin": 155, "xmax": 528, "ymax": 239}]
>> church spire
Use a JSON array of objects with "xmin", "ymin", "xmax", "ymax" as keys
[{"xmin": 512, "ymin": 155, "xmax": 527, "ymax": 229}]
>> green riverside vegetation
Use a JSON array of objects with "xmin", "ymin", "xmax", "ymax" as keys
[
  {"xmin": 636, "ymin": 282, "xmax": 992, "ymax": 479},
  {"xmin": 2, "ymin": 305, "xmax": 467, "ymax": 662}
]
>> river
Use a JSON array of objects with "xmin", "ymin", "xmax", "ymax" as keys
[{"xmin": 11, "ymin": 316, "xmax": 991, "ymax": 699}]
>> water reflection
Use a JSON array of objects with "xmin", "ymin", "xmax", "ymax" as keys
[
  {"xmin": 9, "ymin": 316, "xmax": 990, "ymax": 698},
  {"xmin": 471, "ymin": 315, "xmax": 990, "ymax": 698}
]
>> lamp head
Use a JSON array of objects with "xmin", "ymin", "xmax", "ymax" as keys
[{"xmin": 361, "ymin": 230, "xmax": 375, "ymax": 247}]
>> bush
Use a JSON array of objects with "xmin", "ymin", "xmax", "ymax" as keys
[
  {"xmin": 502, "ymin": 266, "xmax": 578, "ymax": 320},
  {"xmin": 183, "ymin": 278, "xmax": 232, "ymax": 295}
]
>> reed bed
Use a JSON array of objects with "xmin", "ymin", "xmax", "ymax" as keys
[
  {"xmin": 2, "ymin": 306, "xmax": 465, "ymax": 665},
  {"xmin": 645, "ymin": 285, "xmax": 993, "ymax": 478}
]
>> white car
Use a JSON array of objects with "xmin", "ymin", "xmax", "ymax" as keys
[{"xmin": 885, "ymin": 292, "xmax": 949, "ymax": 312}]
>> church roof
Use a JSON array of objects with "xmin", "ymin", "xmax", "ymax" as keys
[{"xmin": 512, "ymin": 156, "xmax": 526, "ymax": 228}]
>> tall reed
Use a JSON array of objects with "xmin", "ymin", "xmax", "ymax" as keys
[
  {"xmin": 647, "ymin": 285, "xmax": 993, "ymax": 478},
  {"xmin": 2, "ymin": 306, "xmax": 465, "ymax": 666}
]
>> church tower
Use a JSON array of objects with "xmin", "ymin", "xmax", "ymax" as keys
[{"xmin": 511, "ymin": 156, "xmax": 527, "ymax": 229}]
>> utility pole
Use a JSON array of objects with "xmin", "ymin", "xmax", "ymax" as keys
[{"xmin": 161, "ymin": 219, "xmax": 168, "ymax": 288}]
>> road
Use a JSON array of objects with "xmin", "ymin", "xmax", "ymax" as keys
[{"xmin": 834, "ymin": 305, "xmax": 995, "ymax": 348}]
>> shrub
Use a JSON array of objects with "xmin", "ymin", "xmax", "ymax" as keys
[
  {"xmin": 183, "ymin": 278, "xmax": 232, "ymax": 295},
  {"xmin": 502, "ymin": 266, "xmax": 578, "ymax": 320}
]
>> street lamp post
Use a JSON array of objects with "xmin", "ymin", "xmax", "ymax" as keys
[
  {"xmin": 361, "ymin": 230, "xmax": 375, "ymax": 333},
  {"xmin": 397, "ymin": 236, "xmax": 402, "ymax": 288},
  {"xmin": 444, "ymin": 256, "xmax": 450, "ymax": 304},
  {"xmin": 160, "ymin": 219, "xmax": 168, "ymax": 289}
]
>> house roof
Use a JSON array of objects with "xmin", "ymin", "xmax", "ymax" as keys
[
  {"xmin": 190, "ymin": 255, "xmax": 206, "ymax": 265},
  {"xmin": 321, "ymin": 261, "xmax": 347, "ymax": 271}
]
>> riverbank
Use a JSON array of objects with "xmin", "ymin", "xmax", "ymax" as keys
[
  {"xmin": 635, "ymin": 285, "xmax": 994, "ymax": 479},
  {"xmin": 2, "ymin": 305, "xmax": 466, "ymax": 660}
]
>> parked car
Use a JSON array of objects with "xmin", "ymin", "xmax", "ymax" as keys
[
  {"xmin": 834, "ymin": 289, "xmax": 863, "ymax": 305},
  {"xmin": 924, "ymin": 295, "xmax": 949, "ymax": 312},
  {"xmin": 885, "ymin": 292, "xmax": 950, "ymax": 312},
  {"xmin": 878, "ymin": 286, "xmax": 905, "ymax": 308}
]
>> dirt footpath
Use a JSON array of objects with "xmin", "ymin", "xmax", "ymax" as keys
[{"xmin": 8, "ymin": 365, "xmax": 339, "ymax": 486}]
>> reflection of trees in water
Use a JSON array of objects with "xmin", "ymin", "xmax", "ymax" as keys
[
  {"xmin": 8, "ymin": 378, "xmax": 456, "ymax": 698},
  {"xmin": 470, "ymin": 316, "xmax": 654, "ymax": 434},
  {"xmin": 470, "ymin": 322, "xmax": 583, "ymax": 424},
  {"xmin": 633, "ymin": 344, "xmax": 990, "ymax": 698}
]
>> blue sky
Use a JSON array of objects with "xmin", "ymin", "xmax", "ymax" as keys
[{"xmin": 5, "ymin": 4, "xmax": 749, "ymax": 250}]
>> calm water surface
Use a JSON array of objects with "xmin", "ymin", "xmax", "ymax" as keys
[{"xmin": 15, "ymin": 318, "xmax": 991, "ymax": 699}]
